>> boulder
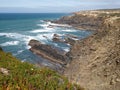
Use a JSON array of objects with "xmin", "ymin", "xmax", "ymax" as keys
[{"xmin": 0, "ymin": 68, "xmax": 9, "ymax": 75}]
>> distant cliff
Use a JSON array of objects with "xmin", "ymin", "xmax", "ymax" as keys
[
  {"xmin": 53, "ymin": 9, "xmax": 120, "ymax": 31},
  {"xmin": 60, "ymin": 9, "xmax": 120, "ymax": 90}
]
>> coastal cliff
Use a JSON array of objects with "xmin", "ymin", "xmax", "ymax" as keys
[
  {"xmin": 28, "ymin": 9, "xmax": 120, "ymax": 90},
  {"xmin": 60, "ymin": 10, "xmax": 120, "ymax": 90}
]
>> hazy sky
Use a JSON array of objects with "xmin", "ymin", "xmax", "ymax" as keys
[{"xmin": 0, "ymin": 0, "xmax": 120, "ymax": 13}]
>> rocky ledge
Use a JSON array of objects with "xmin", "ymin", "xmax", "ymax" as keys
[
  {"xmin": 52, "ymin": 34, "xmax": 78, "ymax": 45},
  {"xmin": 28, "ymin": 39, "xmax": 71, "ymax": 66},
  {"xmin": 28, "ymin": 33, "xmax": 79, "ymax": 68}
]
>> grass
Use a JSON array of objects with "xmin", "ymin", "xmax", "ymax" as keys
[{"xmin": 0, "ymin": 49, "xmax": 83, "ymax": 90}]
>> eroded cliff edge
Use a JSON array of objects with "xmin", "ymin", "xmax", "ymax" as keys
[
  {"xmin": 59, "ymin": 10, "xmax": 120, "ymax": 90},
  {"xmin": 29, "ymin": 9, "xmax": 120, "ymax": 90}
]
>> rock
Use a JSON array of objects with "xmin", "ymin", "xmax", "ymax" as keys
[
  {"xmin": 65, "ymin": 34, "xmax": 78, "ymax": 39},
  {"xmin": 28, "ymin": 39, "xmax": 41, "ymax": 47},
  {"xmin": 52, "ymin": 34, "xmax": 64, "ymax": 43},
  {"xmin": 29, "ymin": 39, "xmax": 71, "ymax": 65},
  {"xmin": 53, "ymin": 12, "xmax": 104, "ymax": 31},
  {"xmin": 52, "ymin": 34, "xmax": 78, "ymax": 45},
  {"xmin": 62, "ymin": 9, "xmax": 120, "ymax": 90},
  {"xmin": 0, "ymin": 68, "xmax": 9, "ymax": 75},
  {"xmin": 65, "ymin": 37, "xmax": 77, "ymax": 45}
]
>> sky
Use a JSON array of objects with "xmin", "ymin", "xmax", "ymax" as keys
[{"xmin": 0, "ymin": 0, "xmax": 120, "ymax": 13}]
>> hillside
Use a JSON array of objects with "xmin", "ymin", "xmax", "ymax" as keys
[
  {"xmin": 0, "ymin": 48, "xmax": 82, "ymax": 90},
  {"xmin": 54, "ymin": 9, "xmax": 120, "ymax": 90}
]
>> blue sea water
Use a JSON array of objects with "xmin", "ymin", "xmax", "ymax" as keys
[{"xmin": 0, "ymin": 13, "xmax": 92, "ymax": 67}]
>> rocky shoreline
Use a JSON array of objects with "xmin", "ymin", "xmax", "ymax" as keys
[{"xmin": 29, "ymin": 9, "xmax": 120, "ymax": 90}]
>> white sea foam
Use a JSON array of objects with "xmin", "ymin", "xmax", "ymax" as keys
[
  {"xmin": 30, "ymin": 28, "xmax": 53, "ymax": 33},
  {"xmin": 49, "ymin": 23, "xmax": 71, "ymax": 27},
  {"xmin": 40, "ymin": 20, "xmax": 44, "ymax": 22},
  {"xmin": 36, "ymin": 33, "xmax": 54, "ymax": 41},
  {"xmin": 0, "ymin": 33, "xmax": 27, "ymax": 39},
  {"xmin": 26, "ymin": 45, "xmax": 31, "ymax": 49},
  {"xmin": 63, "ymin": 48, "xmax": 70, "ymax": 52},
  {"xmin": 0, "ymin": 32, "xmax": 37, "ymax": 48},
  {"xmin": 40, "ymin": 21, "xmax": 51, "ymax": 27},
  {"xmin": 0, "ymin": 41, "xmax": 19, "ymax": 46},
  {"xmin": 40, "ymin": 24, "xmax": 48, "ymax": 27},
  {"xmin": 62, "ymin": 29, "xmax": 77, "ymax": 32},
  {"xmin": 17, "ymin": 50, "xmax": 24, "ymax": 54}
]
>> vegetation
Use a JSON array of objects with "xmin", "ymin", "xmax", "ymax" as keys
[{"xmin": 0, "ymin": 49, "xmax": 82, "ymax": 90}]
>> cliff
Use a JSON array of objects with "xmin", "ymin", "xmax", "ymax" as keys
[
  {"xmin": 60, "ymin": 10, "xmax": 120, "ymax": 90},
  {"xmin": 27, "ymin": 9, "xmax": 120, "ymax": 90}
]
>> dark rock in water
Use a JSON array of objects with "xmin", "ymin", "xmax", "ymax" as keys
[
  {"xmin": 47, "ymin": 25, "xmax": 54, "ymax": 28},
  {"xmin": 65, "ymin": 34, "xmax": 78, "ymax": 39},
  {"xmin": 52, "ymin": 34, "xmax": 78, "ymax": 45},
  {"xmin": 64, "ymin": 37, "xmax": 77, "ymax": 45},
  {"xmin": 52, "ymin": 34, "xmax": 65, "ymax": 43},
  {"xmin": 29, "ymin": 39, "xmax": 71, "ymax": 66}
]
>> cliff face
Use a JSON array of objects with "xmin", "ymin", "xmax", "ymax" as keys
[
  {"xmin": 53, "ymin": 14, "xmax": 103, "ymax": 31},
  {"xmin": 61, "ymin": 10, "xmax": 120, "ymax": 90}
]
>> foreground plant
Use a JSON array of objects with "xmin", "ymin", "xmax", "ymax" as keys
[{"xmin": 0, "ymin": 49, "xmax": 83, "ymax": 90}]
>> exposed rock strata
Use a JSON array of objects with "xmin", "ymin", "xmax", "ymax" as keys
[
  {"xmin": 62, "ymin": 10, "xmax": 120, "ymax": 90},
  {"xmin": 28, "ymin": 9, "xmax": 120, "ymax": 90},
  {"xmin": 53, "ymin": 13, "xmax": 104, "ymax": 31},
  {"xmin": 29, "ymin": 40, "xmax": 71, "ymax": 66}
]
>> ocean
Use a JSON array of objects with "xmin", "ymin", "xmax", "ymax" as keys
[{"xmin": 0, "ymin": 13, "xmax": 92, "ymax": 67}]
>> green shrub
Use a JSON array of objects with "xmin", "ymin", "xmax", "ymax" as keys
[{"xmin": 0, "ymin": 50, "xmax": 83, "ymax": 90}]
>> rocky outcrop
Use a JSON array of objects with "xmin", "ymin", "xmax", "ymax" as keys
[
  {"xmin": 52, "ymin": 34, "xmax": 78, "ymax": 45},
  {"xmin": 52, "ymin": 34, "xmax": 65, "ymax": 43},
  {"xmin": 63, "ymin": 10, "xmax": 120, "ymax": 90},
  {"xmin": 53, "ymin": 13, "xmax": 104, "ymax": 31},
  {"xmin": 29, "ymin": 40, "xmax": 71, "ymax": 66}
]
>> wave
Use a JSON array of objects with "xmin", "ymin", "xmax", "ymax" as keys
[
  {"xmin": 30, "ymin": 28, "xmax": 53, "ymax": 33},
  {"xmin": 61, "ymin": 29, "xmax": 77, "ymax": 32},
  {"xmin": 39, "ymin": 21, "xmax": 51, "ymax": 27},
  {"xmin": 0, "ymin": 33, "xmax": 27, "ymax": 39},
  {"xmin": 31, "ymin": 22, "xmax": 55, "ymax": 33},
  {"xmin": 36, "ymin": 33, "xmax": 54, "ymax": 41},
  {"xmin": 49, "ymin": 23, "xmax": 71, "ymax": 27},
  {"xmin": 63, "ymin": 48, "xmax": 70, "ymax": 52},
  {"xmin": 0, "ymin": 41, "xmax": 19, "ymax": 46}
]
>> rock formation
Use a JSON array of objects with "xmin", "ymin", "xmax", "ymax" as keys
[
  {"xmin": 52, "ymin": 34, "xmax": 78, "ymax": 45},
  {"xmin": 60, "ymin": 9, "xmax": 120, "ymax": 90},
  {"xmin": 29, "ymin": 39, "xmax": 71, "ymax": 66}
]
